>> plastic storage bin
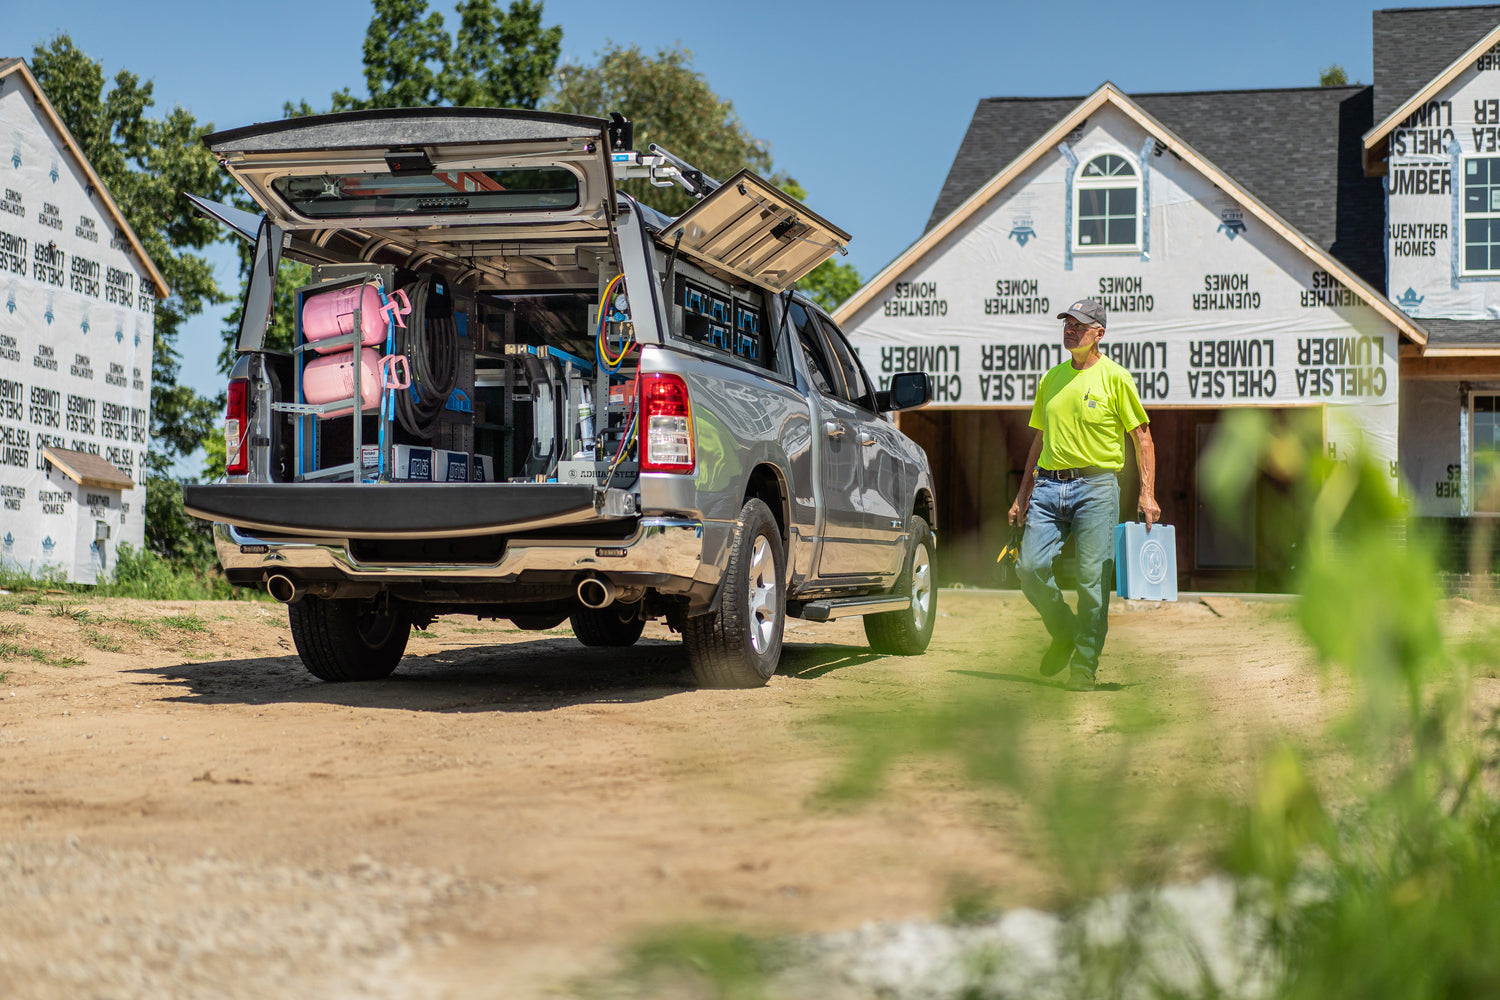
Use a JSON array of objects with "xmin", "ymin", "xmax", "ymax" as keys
[{"xmin": 1114, "ymin": 521, "xmax": 1177, "ymax": 601}]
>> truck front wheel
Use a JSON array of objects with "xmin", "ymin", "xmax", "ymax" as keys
[
  {"xmin": 682, "ymin": 498, "xmax": 785, "ymax": 688},
  {"xmin": 287, "ymin": 595, "xmax": 411, "ymax": 682},
  {"xmin": 864, "ymin": 515, "xmax": 937, "ymax": 655}
]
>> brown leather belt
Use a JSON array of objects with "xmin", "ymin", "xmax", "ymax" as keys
[{"xmin": 1035, "ymin": 466, "xmax": 1113, "ymax": 481}]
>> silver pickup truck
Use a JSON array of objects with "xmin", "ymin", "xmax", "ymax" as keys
[{"xmin": 184, "ymin": 108, "xmax": 936, "ymax": 688}]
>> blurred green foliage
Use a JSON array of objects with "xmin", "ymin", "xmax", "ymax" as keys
[
  {"xmin": 0, "ymin": 543, "xmax": 245, "ymax": 602},
  {"xmin": 590, "ymin": 410, "xmax": 1500, "ymax": 999}
]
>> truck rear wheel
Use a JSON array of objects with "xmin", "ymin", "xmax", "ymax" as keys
[
  {"xmin": 864, "ymin": 516, "xmax": 936, "ymax": 655},
  {"xmin": 682, "ymin": 498, "xmax": 784, "ymax": 688},
  {"xmin": 570, "ymin": 603, "xmax": 646, "ymax": 646},
  {"xmin": 287, "ymin": 595, "xmax": 411, "ymax": 682}
]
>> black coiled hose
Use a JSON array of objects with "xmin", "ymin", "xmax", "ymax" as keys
[{"xmin": 394, "ymin": 277, "xmax": 460, "ymax": 441}]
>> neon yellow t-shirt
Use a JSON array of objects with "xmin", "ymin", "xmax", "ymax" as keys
[{"xmin": 1028, "ymin": 355, "xmax": 1149, "ymax": 471}]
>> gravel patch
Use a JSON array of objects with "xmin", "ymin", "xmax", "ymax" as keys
[
  {"xmin": 790, "ymin": 875, "xmax": 1277, "ymax": 1000},
  {"xmin": 0, "ymin": 839, "xmax": 476, "ymax": 1000}
]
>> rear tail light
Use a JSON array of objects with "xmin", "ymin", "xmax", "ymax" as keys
[
  {"xmin": 225, "ymin": 379, "xmax": 249, "ymax": 476},
  {"xmin": 638, "ymin": 373, "xmax": 695, "ymax": 474}
]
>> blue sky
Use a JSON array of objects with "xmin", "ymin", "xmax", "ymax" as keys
[{"xmin": 6, "ymin": 0, "xmax": 1458, "ymax": 403}]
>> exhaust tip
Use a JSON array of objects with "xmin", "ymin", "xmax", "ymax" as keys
[
  {"xmin": 577, "ymin": 576, "xmax": 615, "ymax": 609},
  {"xmin": 266, "ymin": 574, "xmax": 304, "ymax": 604}
]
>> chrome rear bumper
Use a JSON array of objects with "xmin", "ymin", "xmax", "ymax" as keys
[{"xmin": 213, "ymin": 516, "xmax": 715, "ymax": 593}]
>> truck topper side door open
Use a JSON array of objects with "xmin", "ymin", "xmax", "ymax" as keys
[{"xmin": 663, "ymin": 170, "xmax": 851, "ymax": 294}]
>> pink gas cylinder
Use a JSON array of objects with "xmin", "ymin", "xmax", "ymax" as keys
[
  {"xmin": 300, "ymin": 285, "xmax": 410, "ymax": 354},
  {"xmin": 303, "ymin": 348, "xmax": 384, "ymax": 413}
]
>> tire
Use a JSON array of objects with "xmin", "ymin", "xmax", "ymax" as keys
[
  {"xmin": 510, "ymin": 612, "xmax": 569, "ymax": 631},
  {"xmin": 864, "ymin": 515, "xmax": 937, "ymax": 655},
  {"xmin": 569, "ymin": 603, "xmax": 646, "ymax": 646},
  {"xmin": 682, "ymin": 498, "xmax": 785, "ymax": 689},
  {"xmin": 286, "ymin": 595, "xmax": 411, "ymax": 682}
]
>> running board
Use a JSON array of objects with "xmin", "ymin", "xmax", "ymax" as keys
[{"xmin": 794, "ymin": 595, "xmax": 910, "ymax": 622}]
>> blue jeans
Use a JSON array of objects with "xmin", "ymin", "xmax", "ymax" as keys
[{"xmin": 1017, "ymin": 472, "xmax": 1119, "ymax": 677}]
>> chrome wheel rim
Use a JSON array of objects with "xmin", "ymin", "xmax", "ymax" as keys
[
  {"xmin": 746, "ymin": 534, "xmax": 778, "ymax": 654},
  {"xmin": 910, "ymin": 544, "xmax": 933, "ymax": 633}
]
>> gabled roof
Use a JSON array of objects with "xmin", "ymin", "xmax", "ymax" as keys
[
  {"xmin": 0, "ymin": 58, "xmax": 168, "ymax": 299},
  {"xmin": 42, "ymin": 447, "xmax": 134, "ymax": 491},
  {"xmin": 924, "ymin": 84, "xmax": 1384, "ymax": 290},
  {"xmin": 1372, "ymin": 5, "xmax": 1500, "ymax": 125},
  {"xmin": 1365, "ymin": 8, "xmax": 1500, "ymax": 173},
  {"xmin": 1415, "ymin": 318, "xmax": 1500, "ymax": 355},
  {"xmin": 835, "ymin": 83, "xmax": 1426, "ymax": 347}
]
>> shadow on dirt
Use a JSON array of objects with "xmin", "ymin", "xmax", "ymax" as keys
[
  {"xmin": 951, "ymin": 668, "xmax": 1130, "ymax": 692},
  {"xmin": 131, "ymin": 635, "xmax": 884, "ymax": 712},
  {"xmin": 778, "ymin": 644, "xmax": 882, "ymax": 679}
]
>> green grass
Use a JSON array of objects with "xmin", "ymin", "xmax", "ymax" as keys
[
  {"xmin": 80, "ymin": 627, "xmax": 122, "ymax": 652},
  {"xmin": 0, "ymin": 544, "xmax": 263, "ymax": 602},
  {"xmin": 0, "ymin": 592, "xmax": 45, "ymax": 613},
  {"xmin": 112, "ymin": 617, "xmax": 160, "ymax": 640},
  {"xmin": 48, "ymin": 604, "xmax": 93, "ymax": 623},
  {"xmin": 0, "ymin": 622, "xmax": 23, "ymax": 639},
  {"xmin": 0, "ymin": 641, "xmax": 83, "ymax": 667},
  {"xmin": 158, "ymin": 614, "xmax": 209, "ymax": 633}
]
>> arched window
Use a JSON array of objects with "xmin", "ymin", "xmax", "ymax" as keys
[{"xmin": 1074, "ymin": 153, "xmax": 1140, "ymax": 251}]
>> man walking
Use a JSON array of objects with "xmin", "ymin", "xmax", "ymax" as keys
[{"xmin": 1007, "ymin": 298, "xmax": 1158, "ymax": 691}]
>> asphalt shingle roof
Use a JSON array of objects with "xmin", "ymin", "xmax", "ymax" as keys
[
  {"xmin": 925, "ymin": 85, "xmax": 1386, "ymax": 290},
  {"xmin": 1418, "ymin": 317, "xmax": 1500, "ymax": 347},
  {"xmin": 1372, "ymin": 4, "xmax": 1500, "ymax": 125}
]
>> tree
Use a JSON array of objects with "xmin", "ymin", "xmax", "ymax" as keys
[
  {"xmin": 799, "ymin": 259, "xmax": 863, "ymax": 313},
  {"xmin": 444, "ymin": 0, "xmax": 562, "ymax": 109},
  {"xmin": 289, "ymin": 0, "xmax": 562, "ymax": 115},
  {"xmin": 1320, "ymin": 64, "xmax": 1352, "ymax": 86},
  {"xmin": 29, "ymin": 36, "xmax": 230, "ymax": 476},
  {"xmin": 546, "ymin": 44, "xmax": 776, "ymax": 219},
  {"xmin": 547, "ymin": 45, "xmax": 861, "ymax": 308}
]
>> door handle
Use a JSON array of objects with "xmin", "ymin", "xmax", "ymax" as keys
[
  {"xmin": 859, "ymin": 432, "xmax": 876, "ymax": 446},
  {"xmin": 823, "ymin": 421, "xmax": 845, "ymax": 438}
]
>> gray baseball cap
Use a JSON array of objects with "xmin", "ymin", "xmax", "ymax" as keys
[{"xmin": 1057, "ymin": 297, "xmax": 1107, "ymax": 327}]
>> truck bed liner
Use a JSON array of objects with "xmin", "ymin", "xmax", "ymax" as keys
[{"xmin": 184, "ymin": 483, "xmax": 607, "ymax": 538}]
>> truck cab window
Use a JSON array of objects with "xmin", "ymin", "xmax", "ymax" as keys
[
  {"xmin": 789, "ymin": 301, "xmax": 836, "ymax": 397},
  {"xmin": 817, "ymin": 315, "xmax": 876, "ymax": 412}
]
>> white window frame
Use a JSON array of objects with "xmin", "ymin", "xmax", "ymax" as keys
[
  {"xmin": 1461, "ymin": 155, "xmax": 1500, "ymax": 277},
  {"xmin": 1073, "ymin": 151, "xmax": 1142, "ymax": 254},
  {"xmin": 1471, "ymin": 391, "xmax": 1500, "ymax": 512}
]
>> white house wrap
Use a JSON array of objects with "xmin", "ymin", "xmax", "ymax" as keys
[{"xmin": 0, "ymin": 59, "xmax": 164, "ymax": 583}]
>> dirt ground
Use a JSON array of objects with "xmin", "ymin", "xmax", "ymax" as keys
[{"xmin": 0, "ymin": 588, "xmax": 1487, "ymax": 998}]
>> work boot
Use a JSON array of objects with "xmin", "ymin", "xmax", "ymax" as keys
[
  {"xmin": 1039, "ymin": 635, "xmax": 1073, "ymax": 677},
  {"xmin": 1065, "ymin": 669, "xmax": 1096, "ymax": 692}
]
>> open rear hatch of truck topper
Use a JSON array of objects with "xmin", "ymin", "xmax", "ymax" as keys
[
  {"xmin": 183, "ymin": 483, "xmax": 626, "ymax": 538},
  {"xmin": 200, "ymin": 108, "xmax": 617, "ymax": 280}
]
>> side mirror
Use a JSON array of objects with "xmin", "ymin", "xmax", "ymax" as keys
[{"xmin": 876, "ymin": 371, "xmax": 932, "ymax": 412}]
